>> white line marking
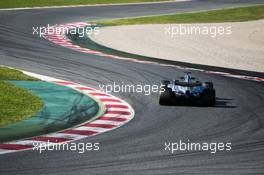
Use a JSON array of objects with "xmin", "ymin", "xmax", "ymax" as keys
[{"xmin": 74, "ymin": 126, "xmax": 109, "ymax": 132}]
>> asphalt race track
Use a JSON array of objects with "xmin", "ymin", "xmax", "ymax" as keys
[{"xmin": 0, "ymin": 0, "xmax": 264, "ymax": 174}]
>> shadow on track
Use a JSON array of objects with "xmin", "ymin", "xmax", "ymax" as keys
[{"xmin": 214, "ymin": 97, "xmax": 236, "ymax": 108}]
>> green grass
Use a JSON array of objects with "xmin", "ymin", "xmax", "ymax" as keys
[
  {"xmin": 96, "ymin": 5, "xmax": 264, "ymax": 25},
  {"xmin": 0, "ymin": 67, "xmax": 38, "ymax": 81},
  {"xmin": 0, "ymin": 67, "xmax": 43, "ymax": 127},
  {"xmin": 0, "ymin": 0, "xmax": 168, "ymax": 9}
]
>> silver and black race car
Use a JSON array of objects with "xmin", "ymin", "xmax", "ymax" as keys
[{"xmin": 159, "ymin": 72, "xmax": 216, "ymax": 106}]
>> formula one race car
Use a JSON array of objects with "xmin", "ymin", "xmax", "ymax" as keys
[{"xmin": 159, "ymin": 72, "xmax": 216, "ymax": 106}]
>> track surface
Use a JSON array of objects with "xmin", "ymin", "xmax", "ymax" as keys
[{"xmin": 0, "ymin": 0, "xmax": 264, "ymax": 174}]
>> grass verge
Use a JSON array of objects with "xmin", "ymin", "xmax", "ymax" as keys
[
  {"xmin": 0, "ymin": 67, "xmax": 43, "ymax": 127},
  {"xmin": 96, "ymin": 5, "xmax": 264, "ymax": 25},
  {"xmin": 0, "ymin": 0, "xmax": 168, "ymax": 9},
  {"xmin": 0, "ymin": 67, "xmax": 38, "ymax": 81}
]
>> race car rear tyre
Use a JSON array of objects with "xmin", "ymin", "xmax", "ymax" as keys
[
  {"xmin": 159, "ymin": 80, "xmax": 173, "ymax": 105},
  {"xmin": 203, "ymin": 82, "xmax": 214, "ymax": 89},
  {"xmin": 200, "ymin": 89, "xmax": 216, "ymax": 106},
  {"xmin": 159, "ymin": 89, "xmax": 174, "ymax": 105}
]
